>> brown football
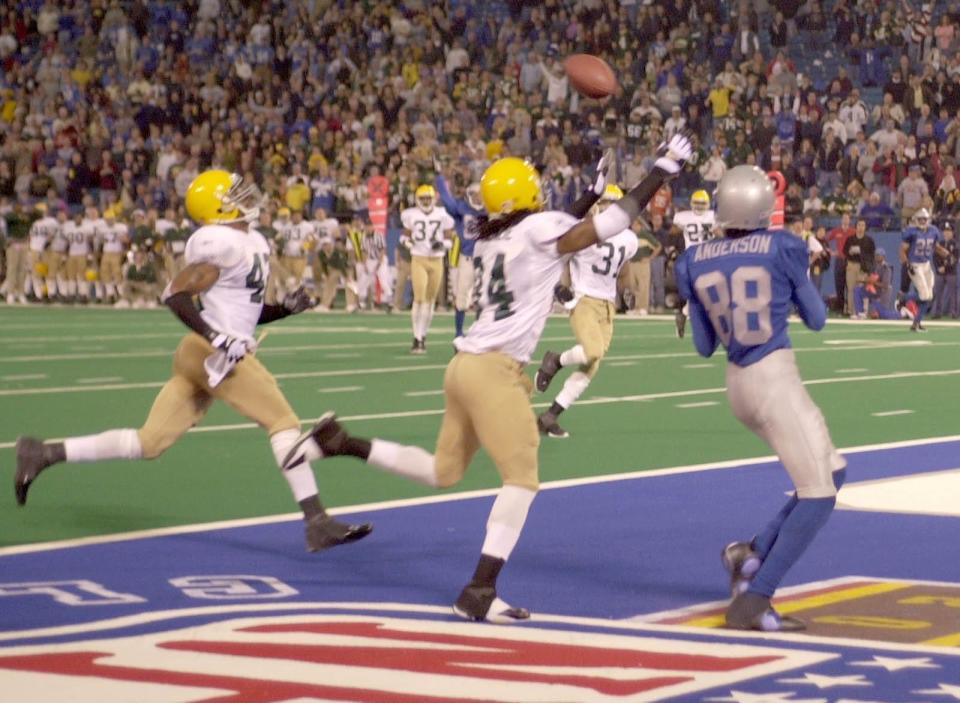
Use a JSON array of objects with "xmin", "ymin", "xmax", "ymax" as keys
[{"xmin": 563, "ymin": 54, "xmax": 618, "ymax": 99}]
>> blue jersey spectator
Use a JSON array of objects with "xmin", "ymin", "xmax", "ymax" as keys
[{"xmin": 435, "ymin": 171, "xmax": 482, "ymax": 337}]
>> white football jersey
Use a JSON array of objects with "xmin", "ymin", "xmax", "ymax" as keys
[
  {"xmin": 29, "ymin": 216, "xmax": 59, "ymax": 252},
  {"xmin": 185, "ymin": 224, "xmax": 271, "ymax": 341},
  {"xmin": 401, "ymin": 206, "xmax": 455, "ymax": 258},
  {"xmin": 314, "ymin": 217, "xmax": 341, "ymax": 244},
  {"xmin": 63, "ymin": 220, "xmax": 97, "ymax": 256},
  {"xmin": 570, "ymin": 229, "xmax": 639, "ymax": 302},
  {"xmin": 100, "ymin": 222, "xmax": 129, "ymax": 253},
  {"xmin": 277, "ymin": 220, "xmax": 316, "ymax": 257},
  {"xmin": 673, "ymin": 209, "xmax": 716, "ymax": 248},
  {"xmin": 455, "ymin": 210, "xmax": 578, "ymax": 364}
]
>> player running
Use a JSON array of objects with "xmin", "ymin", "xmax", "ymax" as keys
[
  {"xmin": 279, "ymin": 135, "xmax": 694, "ymax": 623},
  {"xmin": 675, "ymin": 165, "xmax": 847, "ymax": 632},
  {"xmin": 400, "ymin": 186, "xmax": 456, "ymax": 353},
  {"xmin": 899, "ymin": 208, "xmax": 947, "ymax": 332},
  {"xmin": 672, "ymin": 189, "xmax": 716, "ymax": 337},
  {"xmin": 13, "ymin": 170, "xmax": 372, "ymax": 553},
  {"xmin": 534, "ymin": 185, "xmax": 639, "ymax": 438},
  {"xmin": 435, "ymin": 163, "xmax": 483, "ymax": 338}
]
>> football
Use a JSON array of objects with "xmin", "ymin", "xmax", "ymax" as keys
[{"xmin": 563, "ymin": 54, "xmax": 618, "ymax": 99}]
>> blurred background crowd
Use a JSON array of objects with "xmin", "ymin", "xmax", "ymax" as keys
[{"xmin": 2, "ymin": 0, "xmax": 960, "ymax": 318}]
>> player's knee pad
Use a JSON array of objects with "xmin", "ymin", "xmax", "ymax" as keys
[{"xmin": 270, "ymin": 427, "xmax": 315, "ymax": 470}]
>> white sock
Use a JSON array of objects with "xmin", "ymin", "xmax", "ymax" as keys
[
  {"xmin": 367, "ymin": 439, "xmax": 438, "ymax": 487},
  {"xmin": 47, "ymin": 278, "xmax": 59, "ymax": 296},
  {"xmin": 555, "ymin": 371, "xmax": 591, "ymax": 409},
  {"xmin": 64, "ymin": 429, "xmax": 143, "ymax": 462},
  {"xmin": 559, "ymin": 344, "xmax": 588, "ymax": 367},
  {"xmin": 482, "ymin": 485, "xmax": 537, "ymax": 560},
  {"xmin": 411, "ymin": 302, "xmax": 421, "ymax": 338},
  {"xmin": 423, "ymin": 302, "xmax": 436, "ymax": 339},
  {"xmin": 270, "ymin": 429, "xmax": 321, "ymax": 501},
  {"xmin": 31, "ymin": 276, "xmax": 44, "ymax": 297},
  {"xmin": 105, "ymin": 283, "xmax": 117, "ymax": 297},
  {"xmin": 66, "ymin": 280, "xmax": 76, "ymax": 296}
]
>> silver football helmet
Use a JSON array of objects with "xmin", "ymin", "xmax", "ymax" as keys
[{"xmin": 715, "ymin": 165, "xmax": 775, "ymax": 232}]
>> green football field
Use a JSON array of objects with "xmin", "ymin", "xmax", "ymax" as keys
[{"xmin": 2, "ymin": 306, "xmax": 959, "ymax": 548}]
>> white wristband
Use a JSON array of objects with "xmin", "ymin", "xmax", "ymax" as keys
[{"xmin": 592, "ymin": 203, "xmax": 632, "ymax": 241}]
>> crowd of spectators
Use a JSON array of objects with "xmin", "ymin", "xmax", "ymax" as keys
[{"xmin": 2, "ymin": 0, "xmax": 960, "ymax": 316}]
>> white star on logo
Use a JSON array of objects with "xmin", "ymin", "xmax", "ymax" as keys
[
  {"xmin": 777, "ymin": 673, "xmax": 873, "ymax": 689},
  {"xmin": 914, "ymin": 683, "xmax": 960, "ymax": 700},
  {"xmin": 704, "ymin": 691, "xmax": 828, "ymax": 703},
  {"xmin": 850, "ymin": 656, "xmax": 941, "ymax": 672}
]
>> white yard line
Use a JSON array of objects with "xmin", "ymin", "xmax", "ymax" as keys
[
  {"xmin": 872, "ymin": 409, "xmax": 915, "ymax": 417},
  {"xmin": 0, "ymin": 373, "xmax": 47, "ymax": 381},
  {"xmin": 835, "ymin": 368, "xmax": 868, "ymax": 373},
  {"xmin": 404, "ymin": 389, "xmax": 445, "ymax": 397},
  {"xmin": 317, "ymin": 386, "xmax": 363, "ymax": 394},
  {"xmin": 3, "ymin": 433, "xmax": 960, "ymax": 562},
  {"xmin": 75, "ymin": 376, "xmax": 123, "ymax": 384},
  {"xmin": 683, "ymin": 363, "xmax": 714, "ymax": 369},
  {"xmin": 676, "ymin": 401, "xmax": 719, "ymax": 408},
  {"xmin": 2, "ymin": 369, "xmax": 959, "ymax": 449}
]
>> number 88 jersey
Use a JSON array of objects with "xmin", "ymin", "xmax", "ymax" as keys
[
  {"xmin": 401, "ymin": 206, "xmax": 455, "ymax": 258},
  {"xmin": 455, "ymin": 211, "xmax": 578, "ymax": 364},
  {"xmin": 184, "ymin": 224, "xmax": 271, "ymax": 340}
]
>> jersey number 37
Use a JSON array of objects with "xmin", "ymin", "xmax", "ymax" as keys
[{"xmin": 694, "ymin": 266, "xmax": 773, "ymax": 346}]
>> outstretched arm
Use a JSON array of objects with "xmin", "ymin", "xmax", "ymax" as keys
[
  {"xmin": 163, "ymin": 263, "xmax": 220, "ymax": 340},
  {"xmin": 435, "ymin": 173, "xmax": 465, "ymax": 216},
  {"xmin": 557, "ymin": 135, "xmax": 692, "ymax": 255}
]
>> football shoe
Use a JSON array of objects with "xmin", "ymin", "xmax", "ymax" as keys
[
  {"xmin": 305, "ymin": 514, "xmax": 373, "ymax": 552},
  {"xmin": 675, "ymin": 309, "xmax": 687, "ymax": 338},
  {"xmin": 725, "ymin": 592, "xmax": 805, "ymax": 632},
  {"xmin": 453, "ymin": 584, "xmax": 530, "ymax": 624},
  {"xmin": 537, "ymin": 412, "xmax": 569, "ymax": 438},
  {"xmin": 14, "ymin": 437, "xmax": 59, "ymax": 506},
  {"xmin": 721, "ymin": 541, "xmax": 762, "ymax": 598},
  {"xmin": 535, "ymin": 351, "xmax": 562, "ymax": 392}
]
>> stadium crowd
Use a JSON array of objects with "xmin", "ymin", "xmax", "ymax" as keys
[{"xmin": 2, "ymin": 0, "xmax": 960, "ymax": 318}]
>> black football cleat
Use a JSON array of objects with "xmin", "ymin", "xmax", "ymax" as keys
[
  {"xmin": 537, "ymin": 412, "xmax": 569, "ymax": 438},
  {"xmin": 305, "ymin": 514, "xmax": 373, "ymax": 552},
  {"xmin": 535, "ymin": 351, "xmax": 562, "ymax": 392},
  {"xmin": 282, "ymin": 412, "xmax": 349, "ymax": 469},
  {"xmin": 725, "ymin": 591, "xmax": 806, "ymax": 632},
  {"xmin": 721, "ymin": 541, "xmax": 762, "ymax": 599},
  {"xmin": 675, "ymin": 310, "xmax": 687, "ymax": 338},
  {"xmin": 14, "ymin": 437, "xmax": 57, "ymax": 506},
  {"xmin": 453, "ymin": 584, "xmax": 530, "ymax": 624}
]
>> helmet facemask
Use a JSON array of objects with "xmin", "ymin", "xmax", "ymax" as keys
[
  {"xmin": 221, "ymin": 174, "xmax": 264, "ymax": 223},
  {"xmin": 466, "ymin": 184, "xmax": 483, "ymax": 211}
]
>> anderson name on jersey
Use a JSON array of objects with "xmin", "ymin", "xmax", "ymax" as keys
[
  {"xmin": 184, "ymin": 225, "xmax": 271, "ymax": 341},
  {"xmin": 570, "ymin": 229, "xmax": 639, "ymax": 302},
  {"xmin": 674, "ymin": 209, "xmax": 716, "ymax": 248},
  {"xmin": 455, "ymin": 211, "xmax": 578, "ymax": 364},
  {"xmin": 401, "ymin": 207, "xmax": 455, "ymax": 258}
]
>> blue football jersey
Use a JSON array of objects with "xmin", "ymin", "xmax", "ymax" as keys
[
  {"xmin": 902, "ymin": 225, "xmax": 942, "ymax": 264},
  {"xmin": 436, "ymin": 175, "xmax": 479, "ymax": 257},
  {"xmin": 676, "ymin": 230, "xmax": 826, "ymax": 367}
]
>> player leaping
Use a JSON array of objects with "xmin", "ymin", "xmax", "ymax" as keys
[
  {"xmin": 672, "ymin": 189, "xmax": 716, "ymax": 337},
  {"xmin": 899, "ymin": 208, "xmax": 947, "ymax": 332},
  {"xmin": 534, "ymin": 185, "xmax": 639, "ymax": 438},
  {"xmin": 278, "ymin": 135, "xmax": 694, "ymax": 623},
  {"xmin": 14, "ymin": 170, "xmax": 372, "ymax": 552},
  {"xmin": 675, "ymin": 165, "xmax": 847, "ymax": 632}
]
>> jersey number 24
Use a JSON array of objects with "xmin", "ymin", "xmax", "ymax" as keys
[{"xmin": 693, "ymin": 266, "xmax": 772, "ymax": 346}]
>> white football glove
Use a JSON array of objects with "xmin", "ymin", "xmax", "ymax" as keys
[
  {"xmin": 591, "ymin": 149, "xmax": 613, "ymax": 196},
  {"xmin": 654, "ymin": 133, "xmax": 694, "ymax": 175},
  {"xmin": 210, "ymin": 333, "xmax": 256, "ymax": 363}
]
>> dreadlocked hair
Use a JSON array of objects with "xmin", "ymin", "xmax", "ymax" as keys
[{"xmin": 472, "ymin": 210, "xmax": 538, "ymax": 240}]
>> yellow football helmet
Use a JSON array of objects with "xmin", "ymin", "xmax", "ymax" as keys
[
  {"xmin": 691, "ymin": 189, "xmax": 711, "ymax": 213},
  {"xmin": 480, "ymin": 158, "xmax": 543, "ymax": 216},
  {"xmin": 84, "ymin": 268, "xmax": 99, "ymax": 282},
  {"xmin": 602, "ymin": 184, "xmax": 624, "ymax": 201},
  {"xmin": 277, "ymin": 207, "xmax": 291, "ymax": 218},
  {"xmin": 415, "ymin": 185, "xmax": 436, "ymax": 212},
  {"xmin": 185, "ymin": 169, "xmax": 262, "ymax": 225},
  {"xmin": 33, "ymin": 261, "xmax": 49, "ymax": 276}
]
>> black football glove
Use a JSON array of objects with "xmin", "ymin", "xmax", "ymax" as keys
[
  {"xmin": 282, "ymin": 286, "xmax": 313, "ymax": 315},
  {"xmin": 554, "ymin": 283, "xmax": 574, "ymax": 304},
  {"xmin": 431, "ymin": 240, "xmax": 445, "ymax": 252}
]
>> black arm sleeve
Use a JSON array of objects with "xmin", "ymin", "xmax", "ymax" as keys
[
  {"xmin": 566, "ymin": 189, "xmax": 602, "ymax": 219},
  {"xmin": 165, "ymin": 291, "xmax": 216, "ymax": 341},
  {"xmin": 617, "ymin": 167, "xmax": 671, "ymax": 222},
  {"xmin": 257, "ymin": 304, "xmax": 290, "ymax": 324}
]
